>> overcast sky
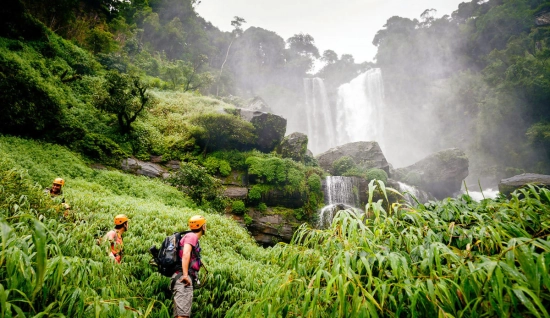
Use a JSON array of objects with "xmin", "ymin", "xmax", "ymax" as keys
[{"xmin": 195, "ymin": 0, "xmax": 466, "ymax": 63}]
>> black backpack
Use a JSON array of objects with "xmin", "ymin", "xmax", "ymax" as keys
[{"xmin": 149, "ymin": 231, "xmax": 199, "ymax": 277}]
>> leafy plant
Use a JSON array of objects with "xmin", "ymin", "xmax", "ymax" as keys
[
  {"xmin": 365, "ymin": 168, "xmax": 388, "ymax": 183},
  {"xmin": 231, "ymin": 200, "xmax": 247, "ymax": 215},
  {"xmin": 331, "ymin": 156, "xmax": 356, "ymax": 175}
]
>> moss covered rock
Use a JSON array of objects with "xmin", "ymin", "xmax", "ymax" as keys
[{"xmin": 276, "ymin": 132, "xmax": 308, "ymax": 162}]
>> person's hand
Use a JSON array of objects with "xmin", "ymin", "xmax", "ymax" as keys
[{"xmin": 180, "ymin": 275, "xmax": 191, "ymax": 286}]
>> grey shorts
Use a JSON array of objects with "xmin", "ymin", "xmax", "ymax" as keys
[{"xmin": 171, "ymin": 273, "xmax": 193, "ymax": 317}]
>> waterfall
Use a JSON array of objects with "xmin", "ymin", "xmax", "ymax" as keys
[
  {"xmin": 303, "ymin": 78, "xmax": 337, "ymax": 154},
  {"xmin": 336, "ymin": 68, "xmax": 386, "ymax": 150},
  {"xmin": 302, "ymin": 68, "xmax": 386, "ymax": 155},
  {"xmin": 318, "ymin": 176, "xmax": 362, "ymax": 228}
]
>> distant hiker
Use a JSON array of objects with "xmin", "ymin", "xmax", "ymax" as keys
[
  {"xmin": 106, "ymin": 214, "xmax": 129, "ymax": 264},
  {"xmin": 44, "ymin": 178, "xmax": 70, "ymax": 216},
  {"xmin": 172, "ymin": 215, "xmax": 206, "ymax": 318}
]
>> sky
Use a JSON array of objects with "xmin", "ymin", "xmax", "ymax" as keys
[{"xmin": 195, "ymin": 0, "xmax": 466, "ymax": 64}]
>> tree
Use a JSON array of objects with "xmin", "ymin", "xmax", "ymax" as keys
[
  {"xmin": 217, "ymin": 16, "xmax": 246, "ymax": 95},
  {"xmin": 190, "ymin": 113, "xmax": 256, "ymax": 154},
  {"xmin": 321, "ymin": 50, "xmax": 338, "ymax": 64},
  {"xmin": 162, "ymin": 54, "xmax": 213, "ymax": 91},
  {"xmin": 94, "ymin": 71, "xmax": 155, "ymax": 133},
  {"xmin": 286, "ymin": 33, "xmax": 320, "ymax": 58}
]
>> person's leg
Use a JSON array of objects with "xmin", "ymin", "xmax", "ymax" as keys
[{"xmin": 172, "ymin": 275, "xmax": 193, "ymax": 318}]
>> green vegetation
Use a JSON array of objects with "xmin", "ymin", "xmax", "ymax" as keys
[
  {"xmin": 332, "ymin": 156, "xmax": 356, "ymax": 175},
  {"xmin": 231, "ymin": 200, "xmax": 247, "ymax": 215},
  {"xmin": 227, "ymin": 182, "xmax": 550, "ymax": 317},
  {"xmin": 0, "ymin": 136, "xmax": 273, "ymax": 317},
  {"xmin": 365, "ymin": 168, "xmax": 388, "ymax": 183}
]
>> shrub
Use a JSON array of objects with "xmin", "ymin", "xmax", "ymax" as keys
[
  {"xmin": 332, "ymin": 156, "xmax": 356, "ymax": 175},
  {"xmin": 191, "ymin": 113, "xmax": 256, "ymax": 154},
  {"xmin": 307, "ymin": 174, "xmax": 322, "ymax": 192},
  {"xmin": 231, "ymin": 200, "xmax": 247, "ymax": 214},
  {"xmin": 243, "ymin": 213, "xmax": 253, "ymax": 226},
  {"xmin": 168, "ymin": 162, "xmax": 225, "ymax": 207},
  {"xmin": 365, "ymin": 168, "xmax": 388, "ymax": 183},
  {"xmin": 258, "ymin": 202, "xmax": 267, "ymax": 212},
  {"xmin": 203, "ymin": 157, "xmax": 232, "ymax": 177},
  {"xmin": 76, "ymin": 133, "xmax": 127, "ymax": 166}
]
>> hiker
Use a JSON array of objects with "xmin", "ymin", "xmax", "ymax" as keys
[
  {"xmin": 44, "ymin": 178, "xmax": 70, "ymax": 216},
  {"xmin": 172, "ymin": 215, "xmax": 206, "ymax": 318},
  {"xmin": 106, "ymin": 214, "xmax": 129, "ymax": 264}
]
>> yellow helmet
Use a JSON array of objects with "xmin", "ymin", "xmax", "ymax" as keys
[
  {"xmin": 188, "ymin": 215, "xmax": 206, "ymax": 230},
  {"xmin": 114, "ymin": 214, "xmax": 129, "ymax": 225},
  {"xmin": 53, "ymin": 178, "xmax": 65, "ymax": 186}
]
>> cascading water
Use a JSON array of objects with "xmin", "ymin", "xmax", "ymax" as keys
[
  {"xmin": 302, "ymin": 68, "xmax": 387, "ymax": 156},
  {"xmin": 318, "ymin": 176, "xmax": 362, "ymax": 228},
  {"xmin": 303, "ymin": 78, "xmax": 337, "ymax": 154},
  {"xmin": 336, "ymin": 68, "xmax": 386, "ymax": 150}
]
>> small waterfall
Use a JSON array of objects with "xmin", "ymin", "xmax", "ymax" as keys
[
  {"xmin": 318, "ymin": 176, "xmax": 362, "ymax": 228},
  {"xmin": 336, "ymin": 68, "xmax": 386, "ymax": 150},
  {"xmin": 303, "ymin": 78, "xmax": 337, "ymax": 154},
  {"xmin": 463, "ymin": 189, "xmax": 499, "ymax": 201}
]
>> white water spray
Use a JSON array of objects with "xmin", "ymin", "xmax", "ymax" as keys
[
  {"xmin": 303, "ymin": 78, "xmax": 337, "ymax": 154},
  {"xmin": 318, "ymin": 176, "xmax": 362, "ymax": 228},
  {"xmin": 336, "ymin": 68, "xmax": 386, "ymax": 151}
]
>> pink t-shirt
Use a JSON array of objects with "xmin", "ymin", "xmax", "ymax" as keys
[{"xmin": 179, "ymin": 233, "xmax": 201, "ymax": 273}]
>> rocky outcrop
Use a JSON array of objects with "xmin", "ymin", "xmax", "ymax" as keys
[
  {"xmin": 259, "ymin": 188, "xmax": 305, "ymax": 209},
  {"xmin": 246, "ymin": 96, "xmax": 272, "ymax": 112},
  {"xmin": 316, "ymin": 141, "xmax": 390, "ymax": 175},
  {"xmin": 536, "ymin": 12, "xmax": 550, "ymax": 26},
  {"xmin": 219, "ymin": 170, "xmax": 248, "ymax": 186},
  {"xmin": 224, "ymin": 186, "xmax": 248, "ymax": 200},
  {"xmin": 499, "ymin": 173, "xmax": 550, "ymax": 196},
  {"xmin": 235, "ymin": 108, "xmax": 287, "ymax": 153},
  {"xmin": 230, "ymin": 210, "xmax": 298, "ymax": 246},
  {"xmin": 277, "ymin": 132, "xmax": 308, "ymax": 162},
  {"xmin": 121, "ymin": 158, "xmax": 169, "ymax": 178},
  {"xmin": 393, "ymin": 148, "xmax": 469, "ymax": 199}
]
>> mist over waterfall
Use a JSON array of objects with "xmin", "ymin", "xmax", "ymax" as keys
[
  {"xmin": 336, "ymin": 68, "xmax": 386, "ymax": 151},
  {"xmin": 302, "ymin": 69, "xmax": 387, "ymax": 156},
  {"xmin": 303, "ymin": 78, "xmax": 337, "ymax": 154}
]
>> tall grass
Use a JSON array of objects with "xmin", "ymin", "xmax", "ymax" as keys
[
  {"xmin": 0, "ymin": 135, "xmax": 274, "ymax": 317},
  {"xmin": 226, "ymin": 181, "xmax": 550, "ymax": 317}
]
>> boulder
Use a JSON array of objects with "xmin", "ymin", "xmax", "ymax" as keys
[
  {"xmin": 230, "ymin": 210, "xmax": 298, "ymax": 246},
  {"xmin": 121, "ymin": 158, "xmax": 168, "ymax": 178},
  {"xmin": 235, "ymin": 108, "xmax": 287, "ymax": 153},
  {"xmin": 393, "ymin": 148, "xmax": 469, "ymax": 199},
  {"xmin": 246, "ymin": 96, "xmax": 272, "ymax": 112},
  {"xmin": 276, "ymin": 132, "xmax": 308, "ymax": 162},
  {"xmin": 316, "ymin": 141, "xmax": 390, "ymax": 175},
  {"xmin": 166, "ymin": 160, "xmax": 181, "ymax": 171},
  {"xmin": 499, "ymin": 173, "xmax": 550, "ymax": 196},
  {"xmin": 224, "ymin": 186, "xmax": 248, "ymax": 200},
  {"xmin": 536, "ymin": 11, "xmax": 550, "ymax": 26}
]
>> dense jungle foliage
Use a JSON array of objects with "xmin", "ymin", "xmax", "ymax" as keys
[{"xmin": 2, "ymin": 0, "xmax": 550, "ymax": 316}]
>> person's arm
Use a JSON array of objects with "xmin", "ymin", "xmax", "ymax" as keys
[{"xmin": 179, "ymin": 243, "xmax": 193, "ymax": 286}]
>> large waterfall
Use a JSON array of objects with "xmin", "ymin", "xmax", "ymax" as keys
[
  {"xmin": 303, "ymin": 68, "xmax": 386, "ymax": 155},
  {"xmin": 303, "ymin": 78, "xmax": 337, "ymax": 154},
  {"xmin": 318, "ymin": 176, "xmax": 362, "ymax": 228},
  {"xmin": 336, "ymin": 68, "xmax": 386, "ymax": 149}
]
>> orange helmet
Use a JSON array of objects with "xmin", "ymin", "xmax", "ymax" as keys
[
  {"xmin": 114, "ymin": 214, "xmax": 129, "ymax": 225},
  {"xmin": 53, "ymin": 178, "xmax": 65, "ymax": 186},
  {"xmin": 188, "ymin": 215, "xmax": 206, "ymax": 230}
]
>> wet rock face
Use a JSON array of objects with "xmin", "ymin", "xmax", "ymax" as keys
[
  {"xmin": 234, "ymin": 108, "xmax": 287, "ymax": 153},
  {"xmin": 499, "ymin": 173, "xmax": 550, "ymax": 196},
  {"xmin": 536, "ymin": 12, "xmax": 550, "ymax": 26},
  {"xmin": 230, "ymin": 210, "xmax": 298, "ymax": 246},
  {"xmin": 316, "ymin": 141, "xmax": 390, "ymax": 175},
  {"xmin": 393, "ymin": 148, "xmax": 469, "ymax": 200},
  {"xmin": 121, "ymin": 158, "xmax": 169, "ymax": 178},
  {"xmin": 276, "ymin": 132, "xmax": 308, "ymax": 162}
]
